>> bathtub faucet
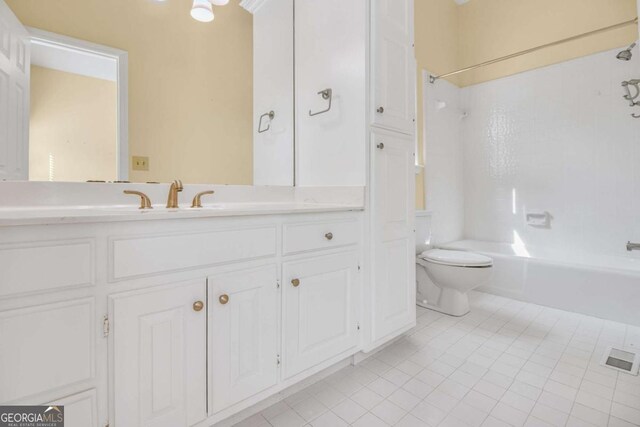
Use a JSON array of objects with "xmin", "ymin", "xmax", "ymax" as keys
[{"xmin": 626, "ymin": 241, "xmax": 640, "ymax": 251}]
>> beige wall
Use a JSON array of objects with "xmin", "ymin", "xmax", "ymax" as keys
[
  {"xmin": 29, "ymin": 66, "xmax": 117, "ymax": 182},
  {"xmin": 457, "ymin": 0, "xmax": 638, "ymax": 87},
  {"xmin": 414, "ymin": 0, "xmax": 637, "ymax": 208},
  {"xmin": 8, "ymin": 0, "xmax": 253, "ymax": 184}
]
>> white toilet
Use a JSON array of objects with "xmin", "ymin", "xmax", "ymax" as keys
[{"xmin": 415, "ymin": 212, "xmax": 493, "ymax": 316}]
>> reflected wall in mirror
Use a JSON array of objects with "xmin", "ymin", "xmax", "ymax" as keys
[{"xmin": 1, "ymin": 0, "xmax": 285, "ymax": 185}]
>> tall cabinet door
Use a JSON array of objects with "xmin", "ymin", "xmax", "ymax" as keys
[
  {"xmin": 0, "ymin": 0, "xmax": 30, "ymax": 180},
  {"xmin": 371, "ymin": 130, "xmax": 416, "ymax": 342},
  {"xmin": 283, "ymin": 252, "xmax": 359, "ymax": 379},
  {"xmin": 295, "ymin": 0, "xmax": 367, "ymax": 186},
  {"xmin": 208, "ymin": 265, "xmax": 279, "ymax": 414},
  {"xmin": 111, "ymin": 280, "xmax": 207, "ymax": 427},
  {"xmin": 372, "ymin": 0, "xmax": 416, "ymax": 134}
]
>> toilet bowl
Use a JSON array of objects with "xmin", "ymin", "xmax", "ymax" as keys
[{"xmin": 416, "ymin": 249, "xmax": 493, "ymax": 316}]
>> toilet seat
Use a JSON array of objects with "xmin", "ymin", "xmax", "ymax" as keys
[{"xmin": 419, "ymin": 249, "xmax": 493, "ymax": 268}]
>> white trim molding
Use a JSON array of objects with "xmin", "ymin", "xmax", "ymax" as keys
[
  {"xmin": 239, "ymin": 0, "xmax": 270, "ymax": 14},
  {"xmin": 27, "ymin": 28, "xmax": 129, "ymax": 181}
]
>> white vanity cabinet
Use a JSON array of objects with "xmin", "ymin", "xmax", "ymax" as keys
[
  {"xmin": 207, "ymin": 265, "xmax": 279, "ymax": 414},
  {"xmin": 371, "ymin": 0, "xmax": 416, "ymax": 135},
  {"xmin": 110, "ymin": 280, "xmax": 207, "ymax": 427},
  {"xmin": 282, "ymin": 251, "xmax": 360, "ymax": 379}
]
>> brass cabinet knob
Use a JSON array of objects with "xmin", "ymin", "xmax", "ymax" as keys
[
  {"xmin": 325, "ymin": 232, "xmax": 333, "ymax": 241},
  {"xmin": 377, "ymin": 143, "xmax": 384, "ymax": 150},
  {"xmin": 219, "ymin": 294, "xmax": 229, "ymax": 305},
  {"xmin": 377, "ymin": 106, "xmax": 384, "ymax": 113},
  {"xmin": 291, "ymin": 279, "xmax": 300, "ymax": 287},
  {"xmin": 193, "ymin": 301, "xmax": 204, "ymax": 312}
]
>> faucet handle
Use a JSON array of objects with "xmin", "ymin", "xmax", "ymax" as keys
[
  {"xmin": 124, "ymin": 190, "xmax": 153, "ymax": 209},
  {"xmin": 191, "ymin": 190, "xmax": 215, "ymax": 208}
]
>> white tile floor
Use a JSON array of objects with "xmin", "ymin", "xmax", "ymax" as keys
[{"xmin": 233, "ymin": 292, "xmax": 640, "ymax": 427}]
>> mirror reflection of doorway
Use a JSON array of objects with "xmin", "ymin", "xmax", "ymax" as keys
[{"xmin": 28, "ymin": 29, "xmax": 128, "ymax": 182}]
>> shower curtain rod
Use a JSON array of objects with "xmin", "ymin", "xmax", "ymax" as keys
[{"xmin": 429, "ymin": 17, "xmax": 639, "ymax": 83}]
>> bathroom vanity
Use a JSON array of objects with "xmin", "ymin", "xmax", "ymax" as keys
[{"xmin": 0, "ymin": 0, "xmax": 416, "ymax": 425}]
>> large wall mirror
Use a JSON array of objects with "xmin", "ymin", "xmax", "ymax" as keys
[{"xmin": 0, "ymin": 0, "xmax": 293, "ymax": 185}]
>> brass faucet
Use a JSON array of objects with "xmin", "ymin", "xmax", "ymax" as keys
[
  {"xmin": 124, "ymin": 190, "xmax": 153, "ymax": 209},
  {"xmin": 166, "ymin": 180, "xmax": 183, "ymax": 208}
]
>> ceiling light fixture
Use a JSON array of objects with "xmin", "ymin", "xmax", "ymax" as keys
[{"xmin": 187, "ymin": 0, "xmax": 228, "ymax": 23}]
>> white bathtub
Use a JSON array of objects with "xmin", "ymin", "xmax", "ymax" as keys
[{"xmin": 441, "ymin": 240, "xmax": 640, "ymax": 326}]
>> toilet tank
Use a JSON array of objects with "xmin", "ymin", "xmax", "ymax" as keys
[{"xmin": 415, "ymin": 211, "xmax": 432, "ymax": 255}]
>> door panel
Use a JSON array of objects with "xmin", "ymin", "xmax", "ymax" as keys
[
  {"xmin": 47, "ymin": 389, "xmax": 98, "ymax": 427},
  {"xmin": 372, "ymin": 131, "xmax": 416, "ymax": 341},
  {"xmin": 372, "ymin": 0, "xmax": 415, "ymax": 134},
  {"xmin": 208, "ymin": 265, "xmax": 278, "ymax": 414},
  {"xmin": 111, "ymin": 280, "xmax": 206, "ymax": 427},
  {"xmin": 0, "ymin": 0, "xmax": 29, "ymax": 180},
  {"xmin": 283, "ymin": 252, "xmax": 359, "ymax": 378}
]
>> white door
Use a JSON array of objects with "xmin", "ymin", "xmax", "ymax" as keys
[
  {"xmin": 295, "ymin": 0, "xmax": 367, "ymax": 186},
  {"xmin": 283, "ymin": 251, "xmax": 359, "ymax": 379},
  {"xmin": 371, "ymin": 130, "xmax": 416, "ymax": 342},
  {"xmin": 252, "ymin": 0, "xmax": 294, "ymax": 186},
  {"xmin": 111, "ymin": 280, "xmax": 207, "ymax": 427},
  {"xmin": 372, "ymin": 0, "xmax": 416, "ymax": 135},
  {"xmin": 0, "ymin": 0, "xmax": 30, "ymax": 180},
  {"xmin": 207, "ymin": 265, "xmax": 279, "ymax": 414}
]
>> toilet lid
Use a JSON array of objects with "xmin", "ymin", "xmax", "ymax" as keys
[{"xmin": 419, "ymin": 249, "xmax": 493, "ymax": 267}]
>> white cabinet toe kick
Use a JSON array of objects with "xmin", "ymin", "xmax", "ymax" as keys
[{"xmin": 0, "ymin": 209, "xmax": 417, "ymax": 427}]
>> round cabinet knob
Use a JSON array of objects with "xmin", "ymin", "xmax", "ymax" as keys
[
  {"xmin": 377, "ymin": 106, "xmax": 384, "ymax": 113},
  {"xmin": 291, "ymin": 278, "xmax": 300, "ymax": 287},
  {"xmin": 219, "ymin": 294, "xmax": 229, "ymax": 305},
  {"xmin": 325, "ymin": 232, "xmax": 333, "ymax": 241},
  {"xmin": 377, "ymin": 143, "xmax": 385, "ymax": 149},
  {"xmin": 193, "ymin": 301, "xmax": 204, "ymax": 312}
]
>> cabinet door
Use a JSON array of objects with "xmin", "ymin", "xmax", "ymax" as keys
[
  {"xmin": 208, "ymin": 265, "xmax": 279, "ymax": 414},
  {"xmin": 111, "ymin": 280, "xmax": 206, "ymax": 427},
  {"xmin": 371, "ymin": 131, "xmax": 416, "ymax": 342},
  {"xmin": 372, "ymin": 0, "xmax": 416, "ymax": 134},
  {"xmin": 283, "ymin": 252, "xmax": 359, "ymax": 379}
]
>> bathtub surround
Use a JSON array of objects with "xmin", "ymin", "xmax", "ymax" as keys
[
  {"xmin": 462, "ymin": 46, "xmax": 640, "ymax": 261},
  {"xmin": 426, "ymin": 46, "xmax": 640, "ymax": 259}
]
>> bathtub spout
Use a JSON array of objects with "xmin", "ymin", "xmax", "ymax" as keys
[{"xmin": 626, "ymin": 241, "xmax": 640, "ymax": 251}]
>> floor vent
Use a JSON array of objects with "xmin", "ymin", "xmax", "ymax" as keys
[{"xmin": 601, "ymin": 347, "xmax": 640, "ymax": 375}]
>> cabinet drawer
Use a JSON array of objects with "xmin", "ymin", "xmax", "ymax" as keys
[
  {"xmin": 111, "ymin": 225, "xmax": 277, "ymax": 280},
  {"xmin": 283, "ymin": 218, "xmax": 359, "ymax": 255}
]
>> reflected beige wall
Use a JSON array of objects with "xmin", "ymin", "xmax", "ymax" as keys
[
  {"xmin": 8, "ymin": 0, "xmax": 253, "ymax": 184},
  {"xmin": 414, "ymin": 0, "xmax": 638, "ymax": 209},
  {"xmin": 29, "ymin": 66, "xmax": 117, "ymax": 182}
]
